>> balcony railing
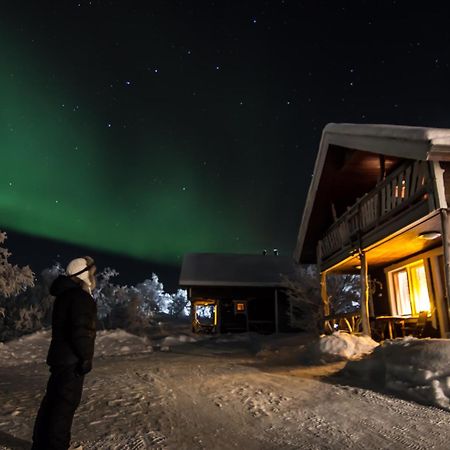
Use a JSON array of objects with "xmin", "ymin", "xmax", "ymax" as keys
[{"xmin": 320, "ymin": 160, "xmax": 434, "ymax": 261}]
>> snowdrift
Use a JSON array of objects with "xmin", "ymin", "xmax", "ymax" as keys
[
  {"xmin": 255, "ymin": 331, "xmax": 379, "ymax": 365},
  {"xmin": 0, "ymin": 329, "xmax": 154, "ymax": 366},
  {"xmin": 314, "ymin": 331, "xmax": 379, "ymax": 361},
  {"xmin": 345, "ymin": 337, "xmax": 450, "ymax": 411}
]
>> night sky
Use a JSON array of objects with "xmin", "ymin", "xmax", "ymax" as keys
[{"xmin": 2, "ymin": 2, "xmax": 450, "ymax": 290}]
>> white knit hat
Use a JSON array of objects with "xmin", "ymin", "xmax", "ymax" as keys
[{"xmin": 66, "ymin": 256, "xmax": 95, "ymax": 285}]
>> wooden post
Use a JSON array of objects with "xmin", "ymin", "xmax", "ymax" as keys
[
  {"xmin": 359, "ymin": 250, "xmax": 371, "ymax": 336},
  {"xmin": 274, "ymin": 289, "xmax": 279, "ymax": 334},
  {"xmin": 440, "ymin": 209, "xmax": 450, "ymax": 337},
  {"xmin": 216, "ymin": 300, "xmax": 221, "ymax": 334},
  {"xmin": 320, "ymin": 271, "xmax": 331, "ymax": 333},
  {"xmin": 320, "ymin": 271, "xmax": 329, "ymax": 316}
]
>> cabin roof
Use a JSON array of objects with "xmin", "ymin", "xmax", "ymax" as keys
[
  {"xmin": 179, "ymin": 253, "xmax": 295, "ymax": 287},
  {"xmin": 294, "ymin": 123, "xmax": 450, "ymax": 264}
]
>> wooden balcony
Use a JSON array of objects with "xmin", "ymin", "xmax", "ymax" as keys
[{"xmin": 319, "ymin": 160, "xmax": 437, "ymax": 267}]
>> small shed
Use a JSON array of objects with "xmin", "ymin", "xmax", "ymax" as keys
[{"xmin": 179, "ymin": 253, "xmax": 295, "ymax": 334}]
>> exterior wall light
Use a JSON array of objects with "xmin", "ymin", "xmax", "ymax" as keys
[{"xmin": 418, "ymin": 231, "xmax": 441, "ymax": 240}]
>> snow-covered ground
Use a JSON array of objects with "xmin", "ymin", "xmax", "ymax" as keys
[{"xmin": 1, "ymin": 329, "xmax": 450, "ymax": 449}]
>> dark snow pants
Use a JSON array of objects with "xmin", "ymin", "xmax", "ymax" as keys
[{"xmin": 32, "ymin": 364, "xmax": 84, "ymax": 450}]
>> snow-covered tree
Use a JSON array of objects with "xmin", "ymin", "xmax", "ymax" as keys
[
  {"xmin": 93, "ymin": 267, "xmax": 121, "ymax": 319},
  {"xmin": 0, "ymin": 231, "xmax": 34, "ymax": 298},
  {"xmin": 168, "ymin": 289, "xmax": 189, "ymax": 317},
  {"xmin": 135, "ymin": 273, "xmax": 165, "ymax": 315}
]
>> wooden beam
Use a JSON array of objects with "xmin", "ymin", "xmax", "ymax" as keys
[
  {"xmin": 379, "ymin": 154, "xmax": 386, "ymax": 182},
  {"xmin": 440, "ymin": 209, "xmax": 450, "ymax": 337},
  {"xmin": 359, "ymin": 250, "xmax": 371, "ymax": 336}
]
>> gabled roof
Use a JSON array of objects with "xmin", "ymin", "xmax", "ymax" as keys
[
  {"xmin": 179, "ymin": 253, "xmax": 295, "ymax": 287},
  {"xmin": 294, "ymin": 123, "xmax": 450, "ymax": 264}
]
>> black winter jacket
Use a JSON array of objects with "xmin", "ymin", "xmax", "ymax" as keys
[{"xmin": 46, "ymin": 276, "xmax": 97, "ymax": 367}]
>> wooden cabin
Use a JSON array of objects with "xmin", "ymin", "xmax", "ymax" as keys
[
  {"xmin": 179, "ymin": 253, "xmax": 295, "ymax": 334},
  {"xmin": 295, "ymin": 123, "xmax": 450, "ymax": 339}
]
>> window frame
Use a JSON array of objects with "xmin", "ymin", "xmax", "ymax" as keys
[{"xmin": 385, "ymin": 252, "xmax": 436, "ymax": 317}]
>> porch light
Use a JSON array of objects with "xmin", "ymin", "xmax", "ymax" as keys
[{"xmin": 418, "ymin": 231, "xmax": 441, "ymax": 240}]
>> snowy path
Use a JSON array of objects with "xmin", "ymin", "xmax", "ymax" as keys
[{"xmin": 1, "ymin": 344, "xmax": 450, "ymax": 449}]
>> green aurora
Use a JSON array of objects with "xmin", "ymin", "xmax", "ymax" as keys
[{"xmin": 0, "ymin": 31, "xmax": 276, "ymax": 264}]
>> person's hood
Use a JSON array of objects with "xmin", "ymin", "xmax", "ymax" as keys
[{"xmin": 50, "ymin": 275, "xmax": 80, "ymax": 296}]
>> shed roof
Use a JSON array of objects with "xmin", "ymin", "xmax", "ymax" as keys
[
  {"xmin": 179, "ymin": 253, "xmax": 295, "ymax": 287},
  {"xmin": 294, "ymin": 123, "xmax": 450, "ymax": 264}
]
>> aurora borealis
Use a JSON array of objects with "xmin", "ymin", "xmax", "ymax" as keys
[{"xmin": 2, "ymin": 2, "xmax": 450, "ymax": 284}]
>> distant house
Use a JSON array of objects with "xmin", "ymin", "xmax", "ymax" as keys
[
  {"xmin": 179, "ymin": 253, "xmax": 295, "ymax": 334},
  {"xmin": 295, "ymin": 123, "xmax": 450, "ymax": 339}
]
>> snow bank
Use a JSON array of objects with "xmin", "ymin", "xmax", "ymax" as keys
[
  {"xmin": 155, "ymin": 334, "xmax": 198, "ymax": 351},
  {"xmin": 315, "ymin": 331, "xmax": 379, "ymax": 361},
  {"xmin": 0, "ymin": 329, "xmax": 50, "ymax": 366},
  {"xmin": 0, "ymin": 329, "xmax": 154, "ymax": 367},
  {"xmin": 160, "ymin": 334, "xmax": 198, "ymax": 346},
  {"xmin": 95, "ymin": 329, "xmax": 153, "ymax": 357},
  {"xmin": 255, "ymin": 331, "xmax": 379, "ymax": 365},
  {"xmin": 344, "ymin": 337, "xmax": 450, "ymax": 411}
]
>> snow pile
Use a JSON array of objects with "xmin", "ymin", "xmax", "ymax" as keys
[
  {"xmin": 0, "ymin": 329, "xmax": 153, "ymax": 367},
  {"xmin": 383, "ymin": 338, "xmax": 450, "ymax": 410},
  {"xmin": 156, "ymin": 334, "xmax": 198, "ymax": 351},
  {"xmin": 95, "ymin": 329, "xmax": 153, "ymax": 357},
  {"xmin": 345, "ymin": 337, "xmax": 450, "ymax": 411},
  {"xmin": 160, "ymin": 334, "xmax": 198, "ymax": 346},
  {"xmin": 316, "ymin": 331, "xmax": 379, "ymax": 360},
  {"xmin": 0, "ymin": 329, "xmax": 50, "ymax": 366}
]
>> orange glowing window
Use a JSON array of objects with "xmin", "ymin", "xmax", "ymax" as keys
[
  {"xmin": 390, "ymin": 260, "xmax": 431, "ymax": 316},
  {"xmin": 235, "ymin": 302, "xmax": 246, "ymax": 313}
]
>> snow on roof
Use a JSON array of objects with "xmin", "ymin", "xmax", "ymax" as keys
[
  {"xmin": 179, "ymin": 253, "xmax": 295, "ymax": 287},
  {"xmin": 324, "ymin": 123, "xmax": 450, "ymax": 148},
  {"xmin": 294, "ymin": 123, "xmax": 450, "ymax": 262}
]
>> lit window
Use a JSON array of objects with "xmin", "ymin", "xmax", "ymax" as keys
[
  {"xmin": 234, "ymin": 302, "xmax": 246, "ymax": 313},
  {"xmin": 390, "ymin": 260, "xmax": 431, "ymax": 316}
]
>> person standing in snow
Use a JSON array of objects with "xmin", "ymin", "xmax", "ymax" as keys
[{"xmin": 32, "ymin": 256, "xmax": 97, "ymax": 450}]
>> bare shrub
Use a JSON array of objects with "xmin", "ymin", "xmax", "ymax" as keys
[
  {"xmin": 282, "ymin": 265, "xmax": 360, "ymax": 334},
  {"xmin": 282, "ymin": 265, "xmax": 323, "ymax": 334}
]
